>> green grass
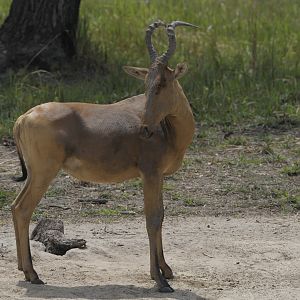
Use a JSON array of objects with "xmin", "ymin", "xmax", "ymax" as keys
[
  {"xmin": 31, "ymin": 209, "xmax": 49, "ymax": 221},
  {"xmin": 126, "ymin": 178, "xmax": 143, "ymax": 189},
  {"xmin": 0, "ymin": 189, "xmax": 15, "ymax": 209},
  {"xmin": 80, "ymin": 207, "xmax": 130, "ymax": 217},
  {"xmin": 282, "ymin": 161, "xmax": 300, "ymax": 176},
  {"xmin": 45, "ymin": 186, "xmax": 67, "ymax": 198},
  {"xmin": 272, "ymin": 189, "xmax": 300, "ymax": 211},
  {"xmin": 225, "ymin": 135, "xmax": 248, "ymax": 146},
  {"xmin": 183, "ymin": 197, "xmax": 206, "ymax": 207},
  {"xmin": 288, "ymin": 195, "xmax": 300, "ymax": 210},
  {"xmin": 0, "ymin": 0, "xmax": 300, "ymax": 137},
  {"xmin": 163, "ymin": 183, "xmax": 176, "ymax": 191},
  {"xmin": 170, "ymin": 192, "xmax": 182, "ymax": 201}
]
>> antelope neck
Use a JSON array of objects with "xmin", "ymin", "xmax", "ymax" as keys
[{"xmin": 164, "ymin": 82, "xmax": 195, "ymax": 152}]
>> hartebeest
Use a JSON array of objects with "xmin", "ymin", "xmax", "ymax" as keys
[{"xmin": 11, "ymin": 20, "xmax": 197, "ymax": 292}]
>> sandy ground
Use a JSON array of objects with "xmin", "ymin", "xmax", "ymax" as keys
[
  {"xmin": 1, "ymin": 215, "xmax": 300, "ymax": 300},
  {"xmin": 1, "ymin": 125, "xmax": 299, "ymax": 299}
]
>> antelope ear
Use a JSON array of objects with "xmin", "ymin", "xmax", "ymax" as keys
[
  {"xmin": 174, "ymin": 63, "xmax": 188, "ymax": 80},
  {"xmin": 123, "ymin": 66, "xmax": 149, "ymax": 80}
]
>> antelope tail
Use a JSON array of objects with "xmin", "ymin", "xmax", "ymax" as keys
[
  {"xmin": 14, "ymin": 151, "xmax": 27, "ymax": 182},
  {"xmin": 13, "ymin": 119, "xmax": 28, "ymax": 182}
]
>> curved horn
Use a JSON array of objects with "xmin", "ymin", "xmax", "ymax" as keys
[
  {"xmin": 145, "ymin": 20, "xmax": 166, "ymax": 63},
  {"xmin": 159, "ymin": 21, "xmax": 199, "ymax": 65}
]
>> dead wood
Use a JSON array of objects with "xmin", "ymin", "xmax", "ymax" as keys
[{"xmin": 30, "ymin": 218, "xmax": 86, "ymax": 256}]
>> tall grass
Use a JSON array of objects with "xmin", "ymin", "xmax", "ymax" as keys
[{"xmin": 0, "ymin": 0, "xmax": 299, "ymax": 137}]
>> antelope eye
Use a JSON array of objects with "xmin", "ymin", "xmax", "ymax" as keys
[{"xmin": 155, "ymin": 83, "xmax": 161, "ymax": 94}]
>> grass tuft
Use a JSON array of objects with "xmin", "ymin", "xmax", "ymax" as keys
[
  {"xmin": 0, "ymin": 189, "xmax": 15, "ymax": 209},
  {"xmin": 288, "ymin": 195, "xmax": 300, "ymax": 210},
  {"xmin": 225, "ymin": 135, "xmax": 248, "ymax": 146},
  {"xmin": 282, "ymin": 162, "xmax": 300, "ymax": 176},
  {"xmin": 184, "ymin": 197, "xmax": 206, "ymax": 207}
]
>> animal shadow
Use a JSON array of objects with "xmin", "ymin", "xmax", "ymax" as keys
[{"xmin": 17, "ymin": 281, "xmax": 208, "ymax": 300}]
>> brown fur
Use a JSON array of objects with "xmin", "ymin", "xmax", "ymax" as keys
[{"xmin": 11, "ymin": 63, "xmax": 195, "ymax": 292}]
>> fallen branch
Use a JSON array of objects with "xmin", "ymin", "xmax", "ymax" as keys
[
  {"xmin": 202, "ymin": 252, "xmax": 214, "ymax": 258},
  {"xmin": 78, "ymin": 198, "xmax": 108, "ymax": 204},
  {"xmin": 31, "ymin": 218, "xmax": 86, "ymax": 255},
  {"xmin": 48, "ymin": 205, "xmax": 71, "ymax": 210}
]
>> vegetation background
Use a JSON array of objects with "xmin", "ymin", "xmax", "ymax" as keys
[
  {"xmin": 0, "ymin": 4, "xmax": 299, "ymax": 297},
  {"xmin": 0, "ymin": 0, "xmax": 299, "ymax": 137}
]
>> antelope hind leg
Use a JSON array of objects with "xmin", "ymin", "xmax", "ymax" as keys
[
  {"xmin": 11, "ymin": 179, "xmax": 32, "ymax": 271},
  {"xmin": 13, "ymin": 169, "xmax": 58, "ymax": 283}
]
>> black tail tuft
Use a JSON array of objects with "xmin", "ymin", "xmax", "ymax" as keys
[{"xmin": 12, "ymin": 151, "xmax": 27, "ymax": 182}]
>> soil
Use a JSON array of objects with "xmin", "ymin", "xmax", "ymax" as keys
[{"xmin": 0, "ymin": 124, "xmax": 299, "ymax": 300}]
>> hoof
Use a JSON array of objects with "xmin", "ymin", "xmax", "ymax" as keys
[
  {"xmin": 24, "ymin": 273, "xmax": 30, "ymax": 282},
  {"xmin": 31, "ymin": 278, "xmax": 44, "ymax": 284},
  {"xmin": 159, "ymin": 286, "xmax": 174, "ymax": 293}
]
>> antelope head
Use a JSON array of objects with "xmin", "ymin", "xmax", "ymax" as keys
[{"xmin": 123, "ymin": 21, "xmax": 198, "ymax": 139}]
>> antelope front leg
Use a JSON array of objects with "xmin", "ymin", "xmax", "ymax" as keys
[
  {"xmin": 143, "ymin": 174, "xmax": 174, "ymax": 293},
  {"xmin": 157, "ymin": 192, "xmax": 173, "ymax": 279}
]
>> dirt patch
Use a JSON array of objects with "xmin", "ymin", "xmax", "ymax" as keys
[
  {"xmin": 1, "ymin": 216, "xmax": 300, "ymax": 300},
  {"xmin": 0, "ymin": 125, "xmax": 299, "ymax": 299},
  {"xmin": 1, "ymin": 125, "xmax": 299, "ymax": 220}
]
